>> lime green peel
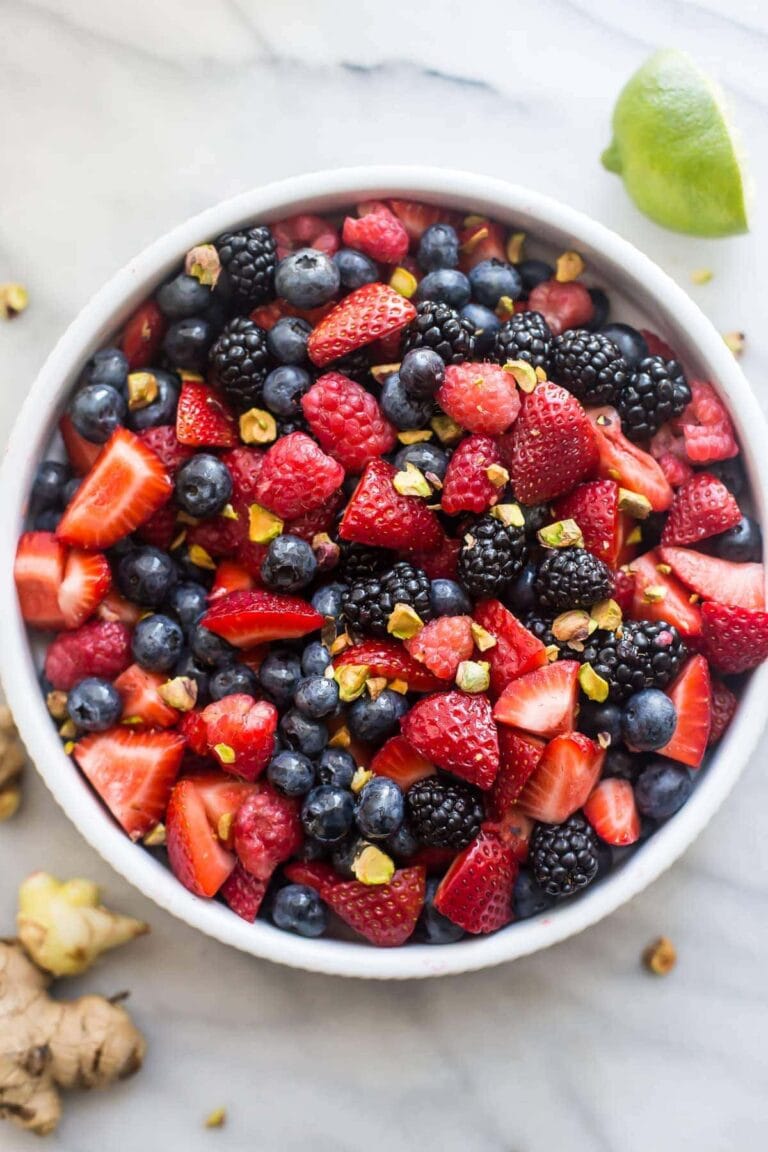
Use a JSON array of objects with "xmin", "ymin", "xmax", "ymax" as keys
[{"xmin": 602, "ymin": 49, "xmax": 749, "ymax": 237}]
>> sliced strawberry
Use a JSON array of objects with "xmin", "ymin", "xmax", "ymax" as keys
[
  {"xmin": 44, "ymin": 620, "xmax": 131, "ymax": 690},
  {"xmin": 333, "ymin": 638, "xmax": 445, "ymax": 693},
  {"xmin": 527, "ymin": 280, "xmax": 594, "ymax": 334},
  {"xmin": 210, "ymin": 560, "xmax": 255, "ymax": 601},
  {"xmin": 517, "ymin": 732, "xmax": 605, "ymax": 824},
  {"xmin": 220, "ymin": 864, "xmax": 268, "ymax": 922},
  {"xmin": 120, "ymin": 299, "xmax": 166, "ymax": 369},
  {"xmin": 408, "ymin": 846, "xmax": 459, "ymax": 875},
  {"xmin": 482, "ymin": 807, "xmax": 534, "ymax": 864},
  {"xmin": 458, "ymin": 218, "xmax": 506, "ymax": 270},
  {"xmin": 191, "ymin": 773, "xmax": 257, "ymax": 847},
  {"xmin": 370, "ymin": 734, "xmax": 436, "ymax": 790},
  {"xmin": 434, "ymin": 833, "xmax": 516, "ymax": 934},
  {"xmin": 629, "ymin": 550, "xmax": 703, "ymax": 638},
  {"xmin": 307, "ymin": 283, "xmax": 416, "ymax": 369},
  {"xmin": 611, "ymin": 568, "xmax": 636, "ymax": 616},
  {"xmin": 493, "ymin": 661, "xmax": 580, "ymax": 739},
  {"xmin": 339, "ymin": 459, "xmax": 444, "ymax": 553},
  {"xmin": 401, "ymin": 690, "xmax": 500, "ymax": 790},
  {"xmin": 323, "ymin": 866, "xmax": 426, "ymax": 947},
  {"xmin": 388, "ymin": 198, "xmax": 444, "ymax": 242},
  {"xmin": 201, "ymin": 695, "xmax": 278, "ymax": 780},
  {"xmin": 74, "ymin": 727, "xmax": 184, "ymax": 840},
  {"xmin": 180, "ymin": 710, "xmax": 209, "ymax": 756},
  {"xmin": 57, "ymin": 548, "xmax": 111, "ymax": 629},
  {"xmin": 59, "ymin": 413, "xmax": 102, "ymax": 476},
  {"xmin": 658, "ymin": 654, "xmax": 711, "ymax": 768},
  {"xmin": 587, "ymin": 407, "xmax": 673, "ymax": 512},
  {"xmin": 283, "ymin": 860, "xmax": 338, "ymax": 893},
  {"xmin": 175, "ymin": 379, "xmax": 237, "ymax": 448},
  {"xmin": 272, "ymin": 213, "xmax": 340, "ymax": 259},
  {"xmin": 583, "ymin": 778, "xmax": 640, "ymax": 846},
  {"xmin": 553, "ymin": 479, "xmax": 626, "ymax": 568},
  {"xmin": 488, "ymin": 728, "xmax": 546, "ymax": 819},
  {"xmin": 407, "ymin": 534, "xmax": 461, "ymax": 581},
  {"xmin": 96, "ymin": 589, "xmax": 143, "ymax": 626},
  {"xmin": 114, "ymin": 664, "xmax": 180, "ymax": 728},
  {"xmin": 700, "ymin": 602, "xmax": 768, "ymax": 674},
  {"xmin": 57, "ymin": 428, "xmax": 172, "ymax": 550},
  {"xmin": 166, "ymin": 777, "xmax": 236, "ymax": 897},
  {"xmin": 678, "ymin": 380, "xmax": 739, "ymax": 464},
  {"xmin": 13, "ymin": 532, "xmax": 67, "ymax": 629},
  {"xmin": 502, "ymin": 382, "xmax": 598, "ymax": 504},
  {"xmin": 661, "ymin": 473, "xmax": 741, "ymax": 546},
  {"xmin": 709, "ymin": 678, "xmax": 737, "ymax": 745},
  {"xmin": 640, "ymin": 329, "xmax": 678, "ymax": 360},
  {"xmin": 202, "ymin": 589, "xmax": 322, "ymax": 648},
  {"xmin": 473, "ymin": 599, "xmax": 548, "ymax": 697},
  {"xmin": 658, "ymin": 546, "xmax": 765, "ymax": 612}
]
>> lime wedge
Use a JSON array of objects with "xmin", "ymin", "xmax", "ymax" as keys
[{"xmin": 602, "ymin": 49, "xmax": 749, "ymax": 237}]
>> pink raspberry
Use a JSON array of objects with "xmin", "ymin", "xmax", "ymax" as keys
[
  {"xmin": 441, "ymin": 435, "xmax": 505, "ymax": 515},
  {"xmin": 221, "ymin": 446, "xmax": 265, "ymax": 505},
  {"xmin": 233, "ymin": 787, "xmax": 303, "ymax": 880},
  {"xmin": 437, "ymin": 363, "xmax": 521, "ymax": 435},
  {"xmin": 405, "ymin": 616, "xmax": 475, "ymax": 680},
  {"xmin": 44, "ymin": 620, "xmax": 132, "ymax": 690},
  {"xmin": 342, "ymin": 209, "xmax": 409, "ymax": 264},
  {"xmin": 301, "ymin": 372, "xmax": 397, "ymax": 474},
  {"xmin": 527, "ymin": 280, "xmax": 594, "ymax": 335},
  {"xmin": 255, "ymin": 432, "xmax": 345, "ymax": 520}
]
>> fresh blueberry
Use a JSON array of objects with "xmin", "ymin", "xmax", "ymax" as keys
[
  {"xmin": 330, "ymin": 836, "xmax": 369, "ymax": 879},
  {"xmin": 280, "ymin": 709, "xmax": 328, "ymax": 757},
  {"xmin": 117, "ymin": 547, "xmax": 177, "ymax": 608},
  {"xmin": 80, "ymin": 347, "xmax": 129, "ymax": 392},
  {"xmin": 505, "ymin": 562, "xmax": 538, "ymax": 615},
  {"xmin": 429, "ymin": 578, "xmax": 472, "ymax": 617},
  {"xmin": 348, "ymin": 689, "xmax": 408, "ymax": 744},
  {"xmin": 713, "ymin": 516, "xmax": 762, "ymax": 563},
  {"xmin": 266, "ymin": 316, "xmax": 311, "ymax": 365},
  {"xmin": 164, "ymin": 581, "xmax": 208, "ymax": 631},
  {"xmin": 132, "ymin": 614, "xmax": 184, "ymax": 671},
  {"xmin": 156, "ymin": 273, "xmax": 212, "ymax": 320},
  {"xmin": 579, "ymin": 702, "xmax": 623, "ymax": 746},
  {"xmin": 355, "ymin": 777, "xmax": 404, "ymax": 839},
  {"xmin": 189, "ymin": 623, "xmax": 237, "ymax": 668},
  {"xmin": 209, "ymin": 663, "xmax": 259, "ymax": 701},
  {"xmin": 635, "ymin": 761, "xmax": 693, "ymax": 820},
  {"xmin": 262, "ymin": 365, "xmax": 312, "ymax": 418},
  {"xmin": 386, "ymin": 822, "xmax": 419, "ymax": 859},
  {"xmin": 267, "ymin": 750, "xmax": 315, "ymax": 797},
  {"xmin": 175, "ymin": 454, "xmax": 233, "ymax": 518},
  {"xmin": 275, "ymin": 248, "xmax": 340, "ymax": 309},
  {"xmin": 587, "ymin": 287, "xmax": 610, "ymax": 330},
  {"xmin": 516, "ymin": 259, "xmax": 554, "ymax": 293},
  {"xmin": 63, "ymin": 478, "xmax": 82, "ymax": 505},
  {"xmin": 171, "ymin": 545, "xmax": 215, "ymax": 588},
  {"xmin": 301, "ymin": 785, "xmax": 355, "ymax": 843},
  {"xmin": 460, "ymin": 303, "xmax": 500, "ymax": 356},
  {"xmin": 161, "ymin": 317, "xmax": 213, "ymax": 371},
  {"xmin": 513, "ymin": 869, "xmax": 557, "ymax": 920},
  {"xmin": 301, "ymin": 641, "xmax": 331, "ymax": 677},
  {"xmin": 33, "ymin": 509, "xmax": 61, "ymax": 532},
  {"xmin": 469, "ymin": 258, "xmax": 522, "ymax": 308},
  {"xmin": 708, "ymin": 458, "xmax": 746, "ymax": 497},
  {"xmin": 621, "ymin": 689, "xmax": 677, "ymax": 752},
  {"xmin": 333, "ymin": 248, "xmax": 379, "ymax": 292},
  {"xmin": 173, "ymin": 651, "xmax": 210, "ymax": 704},
  {"xmin": 311, "ymin": 583, "xmax": 346, "ymax": 622},
  {"xmin": 603, "ymin": 747, "xmax": 642, "ymax": 782},
  {"xmin": 126, "ymin": 369, "xmax": 180, "ymax": 432},
  {"xmin": 294, "ymin": 675, "xmax": 339, "ymax": 719},
  {"xmin": 272, "ymin": 884, "xmax": 328, "ymax": 937},
  {"xmin": 418, "ymin": 877, "xmax": 465, "ymax": 943},
  {"xmin": 380, "ymin": 373, "xmax": 433, "ymax": 431},
  {"xmin": 297, "ymin": 837, "xmax": 330, "ymax": 862},
  {"xmin": 317, "ymin": 747, "xmax": 356, "ymax": 789},
  {"xmin": 600, "ymin": 323, "xmax": 648, "ymax": 369},
  {"xmin": 258, "ymin": 647, "xmax": 302, "ymax": 706},
  {"xmin": 520, "ymin": 503, "xmax": 552, "ymax": 535},
  {"xmin": 66, "ymin": 677, "xmax": 122, "ymax": 732},
  {"xmin": 261, "ymin": 535, "xmax": 317, "ymax": 592},
  {"xmin": 417, "ymin": 223, "xmax": 460, "ymax": 271},
  {"xmin": 393, "ymin": 441, "xmax": 448, "ymax": 480},
  {"xmin": 416, "ymin": 269, "xmax": 471, "ymax": 309},
  {"xmin": 31, "ymin": 461, "xmax": 70, "ymax": 511},
  {"xmin": 399, "ymin": 347, "xmax": 445, "ymax": 400},
  {"xmin": 69, "ymin": 383, "xmax": 127, "ymax": 443}
]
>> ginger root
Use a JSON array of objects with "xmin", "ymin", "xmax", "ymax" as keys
[
  {"xmin": 0, "ymin": 705, "xmax": 26, "ymax": 821},
  {"xmin": 0, "ymin": 940, "xmax": 145, "ymax": 1135},
  {"xmin": 18, "ymin": 874, "xmax": 148, "ymax": 978}
]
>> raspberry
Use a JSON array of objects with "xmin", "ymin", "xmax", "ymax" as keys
[
  {"xmin": 255, "ymin": 432, "xmax": 345, "ymax": 520},
  {"xmin": 187, "ymin": 514, "xmax": 245, "ymax": 558},
  {"xmin": 220, "ymin": 446, "xmax": 265, "ymax": 506},
  {"xmin": 342, "ymin": 208, "xmax": 409, "ymax": 264},
  {"xmin": 138, "ymin": 425, "xmax": 194, "ymax": 474},
  {"xmin": 272, "ymin": 213, "xmax": 340, "ymax": 259},
  {"xmin": 44, "ymin": 620, "xmax": 132, "ymax": 690},
  {"xmin": 437, "ymin": 362, "xmax": 521, "ymax": 435},
  {"xmin": 441, "ymin": 434, "xmax": 504, "ymax": 516},
  {"xmin": 527, "ymin": 280, "xmax": 594, "ymax": 335},
  {"xmin": 301, "ymin": 372, "xmax": 397, "ymax": 474},
  {"xmin": 405, "ymin": 615, "xmax": 475, "ymax": 680},
  {"xmin": 136, "ymin": 502, "xmax": 177, "ymax": 549},
  {"xmin": 233, "ymin": 787, "xmax": 303, "ymax": 881},
  {"xmin": 284, "ymin": 490, "xmax": 344, "ymax": 542}
]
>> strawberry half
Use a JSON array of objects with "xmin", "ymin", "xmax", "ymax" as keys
[
  {"xmin": 290, "ymin": 861, "xmax": 427, "ymax": 947},
  {"xmin": 333, "ymin": 638, "xmax": 445, "ymax": 693},
  {"xmin": 661, "ymin": 473, "xmax": 741, "ymax": 546},
  {"xmin": 120, "ymin": 299, "xmax": 166, "ymax": 369},
  {"xmin": 210, "ymin": 560, "xmax": 256, "ymax": 601},
  {"xmin": 202, "ymin": 589, "xmax": 322, "ymax": 647},
  {"xmin": 175, "ymin": 379, "xmax": 237, "ymax": 448},
  {"xmin": 502, "ymin": 382, "xmax": 598, "ymax": 504},
  {"xmin": 220, "ymin": 864, "xmax": 268, "ymax": 922},
  {"xmin": 629, "ymin": 550, "xmax": 702, "ymax": 638},
  {"xmin": 339, "ymin": 459, "xmax": 444, "ymax": 553},
  {"xmin": 658, "ymin": 654, "xmax": 711, "ymax": 768},
  {"xmin": 583, "ymin": 778, "xmax": 640, "ymax": 846},
  {"xmin": 401, "ymin": 690, "xmax": 500, "ymax": 790},
  {"xmin": 388, "ymin": 198, "xmax": 445, "ymax": 241},
  {"xmin": 482, "ymin": 807, "xmax": 534, "ymax": 864},
  {"xmin": 201, "ymin": 695, "xmax": 278, "ymax": 780},
  {"xmin": 434, "ymin": 833, "xmax": 516, "ymax": 934},
  {"xmin": 13, "ymin": 532, "xmax": 67, "ymax": 629},
  {"xmin": 709, "ymin": 678, "xmax": 737, "ymax": 745},
  {"xmin": 166, "ymin": 777, "xmax": 236, "ymax": 897},
  {"xmin": 473, "ymin": 599, "xmax": 548, "ymax": 697},
  {"xmin": 587, "ymin": 407, "xmax": 673, "ymax": 512},
  {"xmin": 488, "ymin": 728, "xmax": 546, "ymax": 820},
  {"xmin": 553, "ymin": 479, "xmax": 626, "ymax": 568},
  {"xmin": 307, "ymin": 282, "xmax": 416, "ymax": 368},
  {"xmin": 370, "ymin": 735, "xmax": 436, "ymax": 790},
  {"xmin": 493, "ymin": 661, "xmax": 580, "ymax": 739},
  {"xmin": 58, "ymin": 548, "xmax": 112, "ymax": 629},
  {"xmin": 517, "ymin": 732, "xmax": 605, "ymax": 824},
  {"xmin": 658, "ymin": 546, "xmax": 765, "ymax": 612},
  {"xmin": 114, "ymin": 664, "xmax": 180, "ymax": 728},
  {"xmin": 57, "ymin": 428, "xmax": 172, "ymax": 550},
  {"xmin": 74, "ymin": 727, "xmax": 184, "ymax": 840},
  {"xmin": 527, "ymin": 279, "xmax": 594, "ymax": 334},
  {"xmin": 700, "ymin": 601, "xmax": 768, "ymax": 674},
  {"xmin": 59, "ymin": 413, "xmax": 102, "ymax": 476}
]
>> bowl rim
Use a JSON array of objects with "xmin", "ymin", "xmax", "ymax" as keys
[{"xmin": 2, "ymin": 164, "xmax": 767, "ymax": 980}]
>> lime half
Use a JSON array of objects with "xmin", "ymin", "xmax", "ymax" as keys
[{"xmin": 602, "ymin": 49, "xmax": 749, "ymax": 237}]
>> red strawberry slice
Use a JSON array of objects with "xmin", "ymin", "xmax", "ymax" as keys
[
  {"xmin": 57, "ymin": 428, "xmax": 172, "ymax": 550},
  {"xmin": 333, "ymin": 638, "xmax": 445, "ymax": 693},
  {"xmin": 138, "ymin": 425, "xmax": 194, "ymax": 474},
  {"xmin": 74, "ymin": 727, "xmax": 184, "ymax": 841},
  {"xmin": 388, "ymin": 198, "xmax": 444, "ymax": 241},
  {"xmin": 587, "ymin": 407, "xmax": 673, "ymax": 511},
  {"xmin": 272, "ymin": 213, "xmax": 340, "ymax": 259},
  {"xmin": 202, "ymin": 589, "xmax": 322, "ymax": 648},
  {"xmin": 583, "ymin": 778, "xmax": 641, "ymax": 846},
  {"xmin": 517, "ymin": 732, "xmax": 605, "ymax": 824},
  {"xmin": 175, "ymin": 379, "xmax": 237, "ymax": 448},
  {"xmin": 342, "ymin": 206, "xmax": 409, "ymax": 264},
  {"xmin": 641, "ymin": 329, "xmax": 678, "ymax": 360},
  {"xmin": 401, "ymin": 691, "xmax": 500, "ymax": 790},
  {"xmin": 180, "ymin": 710, "xmax": 209, "ymax": 756},
  {"xmin": 210, "ymin": 560, "xmax": 255, "ymax": 601},
  {"xmin": 441, "ymin": 435, "xmax": 504, "ymax": 516},
  {"xmin": 678, "ymin": 380, "xmax": 739, "ymax": 464},
  {"xmin": 527, "ymin": 279, "xmax": 594, "ymax": 334},
  {"xmin": 302, "ymin": 372, "xmax": 397, "ymax": 474},
  {"xmin": 166, "ymin": 777, "xmax": 236, "ymax": 897},
  {"xmin": 307, "ymin": 283, "xmax": 416, "ymax": 369},
  {"xmin": 408, "ymin": 846, "xmax": 459, "ymax": 875},
  {"xmin": 488, "ymin": 728, "xmax": 546, "ymax": 819},
  {"xmin": 408, "ymin": 535, "xmax": 461, "ymax": 581},
  {"xmin": 44, "ymin": 620, "xmax": 131, "ymax": 690},
  {"xmin": 502, "ymin": 382, "xmax": 598, "ymax": 504},
  {"xmin": 233, "ymin": 786, "xmax": 302, "ymax": 880},
  {"xmin": 220, "ymin": 864, "xmax": 268, "ymax": 922},
  {"xmin": 404, "ymin": 615, "xmax": 475, "ymax": 680},
  {"xmin": 482, "ymin": 807, "xmax": 534, "ymax": 863},
  {"xmin": 120, "ymin": 299, "xmax": 166, "ymax": 369},
  {"xmin": 458, "ymin": 219, "xmax": 506, "ymax": 270},
  {"xmin": 191, "ymin": 774, "xmax": 257, "ymax": 847},
  {"xmin": 658, "ymin": 654, "xmax": 711, "ymax": 768},
  {"xmin": 255, "ymin": 432, "xmax": 345, "ymax": 521},
  {"xmin": 96, "ymin": 589, "xmax": 143, "ymax": 626},
  {"xmin": 59, "ymin": 413, "xmax": 102, "ymax": 476},
  {"xmin": 283, "ymin": 860, "xmax": 339, "ymax": 894},
  {"xmin": 370, "ymin": 735, "xmax": 436, "ymax": 790},
  {"xmin": 114, "ymin": 664, "xmax": 180, "ymax": 728},
  {"xmin": 658, "ymin": 546, "xmax": 765, "ymax": 612},
  {"xmin": 493, "ymin": 661, "xmax": 580, "ymax": 739},
  {"xmin": 323, "ymin": 867, "xmax": 426, "ymax": 947},
  {"xmin": 473, "ymin": 599, "xmax": 548, "ymax": 697},
  {"xmin": 611, "ymin": 567, "xmax": 636, "ymax": 616},
  {"xmin": 13, "ymin": 532, "xmax": 67, "ymax": 629},
  {"xmin": 661, "ymin": 473, "xmax": 741, "ymax": 546},
  {"xmin": 709, "ymin": 678, "xmax": 737, "ymax": 745},
  {"xmin": 434, "ymin": 833, "xmax": 516, "ymax": 934},
  {"xmin": 629, "ymin": 550, "xmax": 703, "ymax": 638},
  {"xmin": 700, "ymin": 601, "xmax": 768, "ymax": 674},
  {"xmin": 57, "ymin": 548, "xmax": 111, "ymax": 629},
  {"xmin": 553, "ymin": 479, "xmax": 626, "ymax": 568},
  {"xmin": 201, "ymin": 695, "xmax": 278, "ymax": 780},
  {"xmin": 339, "ymin": 459, "xmax": 444, "ymax": 553}
]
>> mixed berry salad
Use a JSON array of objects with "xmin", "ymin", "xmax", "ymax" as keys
[{"xmin": 13, "ymin": 199, "xmax": 768, "ymax": 948}]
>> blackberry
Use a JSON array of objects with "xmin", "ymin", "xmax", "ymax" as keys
[
  {"xmin": 524, "ymin": 612, "xmax": 613, "ymax": 665},
  {"xmin": 209, "ymin": 317, "xmax": 270, "ymax": 411},
  {"xmin": 617, "ymin": 356, "xmax": 691, "ymax": 442},
  {"xmin": 458, "ymin": 515, "xmax": 529, "ymax": 599},
  {"xmin": 275, "ymin": 413, "xmax": 310, "ymax": 437},
  {"xmin": 530, "ymin": 814, "xmax": 600, "ymax": 897},
  {"xmin": 402, "ymin": 300, "xmax": 476, "ymax": 364},
  {"xmin": 331, "ymin": 346, "xmax": 372, "ymax": 384},
  {"xmin": 215, "ymin": 225, "xmax": 276, "ymax": 309},
  {"xmin": 491, "ymin": 311, "xmax": 552, "ymax": 371},
  {"xmin": 407, "ymin": 778, "xmax": 484, "ymax": 850},
  {"xmin": 342, "ymin": 561, "xmax": 432, "ymax": 637},
  {"xmin": 586, "ymin": 619, "xmax": 687, "ymax": 703},
  {"xmin": 337, "ymin": 542, "xmax": 394, "ymax": 584},
  {"xmin": 551, "ymin": 329, "xmax": 629, "ymax": 406},
  {"xmin": 534, "ymin": 547, "xmax": 613, "ymax": 612}
]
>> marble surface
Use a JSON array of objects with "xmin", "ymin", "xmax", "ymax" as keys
[{"xmin": 2, "ymin": 1, "xmax": 768, "ymax": 1148}]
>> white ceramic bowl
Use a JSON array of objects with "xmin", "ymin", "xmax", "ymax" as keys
[{"xmin": 2, "ymin": 167, "xmax": 766, "ymax": 979}]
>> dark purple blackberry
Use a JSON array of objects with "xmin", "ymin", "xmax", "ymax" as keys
[
  {"xmin": 342, "ymin": 561, "xmax": 432, "ymax": 637},
  {"xmin": 402, "ymin": 300, "xmax": 476, "ymax": 364},
  {"xmin": 586, "ymin": 619, "xmax": 687, "ymax": 703},
  {"xmin": 406, "ymin": 778, "xmax": 484, "ymax": 849},
  {"xmin": 275, "ymin": 412, "xmax": 311, "ymax": 438},
  {"xmin": 337, "ymin": 542, "xmax": 394, "ymax": 584},
  {"xmin": 530, "ymin": 814, "xmax": 600, "ymax": 897},
  {"xmin": 551, "ymin": 329, "xmax": 629, "ymax": 406},
  {"xmin": 491, "ymin": 310, "xmax": 552, "ymax": 371},
  {"xmin": 331, "ymin": 346, "xmax": 372, "ymax": 384},
  {"xmin": 534, "ymin": 547, "xmax": 614, "ymax": 612},
  {"xmin": 209, "ymin": 316, "xmax": 270, "ymax": 411},
  {"xmin": 215, "ymin": 226, "xmax": 276, "ymax": 309},
  {"xmin": 617, "ymin": 356, "xmax": 691, "ymax": 441},
  {"xmin": 458, "ymin": 514, "xmax": 529, "ymax": 599}
]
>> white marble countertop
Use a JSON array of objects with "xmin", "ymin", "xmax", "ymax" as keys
[{"xmin": 2, "ymin": 2, "xmax": 768, "ymax": 1148}]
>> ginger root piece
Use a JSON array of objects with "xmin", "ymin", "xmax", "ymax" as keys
[
  {"xmin": 18, "ymin": 874, "xmax": 148, "ymax": 978},
  {"xmin": 0, "ymin": 940, "xmax": 145, "ymax": 1135},
  {"xmin": 0, "ymin": 705, "xmax": 26, "ymax": 821}
]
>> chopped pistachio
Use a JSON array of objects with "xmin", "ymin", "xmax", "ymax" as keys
[
  {"xmin": 248, "ymin": 502, "xmax": 283, "ymax": 544},
  {"xmin": 351, "ymin": 767, "xmax": 373, "ymax": 794},
  {"xmin": 328, "ymin": 725, "xmax": 351, "ymax": 749},
  {"xmin": 352, "ymin": 844, "xmax": 395, "ymax": 886},
  {"xmin": 127, "ymin": 371, "xmax": 159, "ymax": 411},
  {"xmin": 491, "ymin": 502, "xmax": 525, "ymax": 529},
  {"xmin": 545, "ymin": 644, "xmax": 560, "ymax": 663},
  {"xmin": 62, "ymin": 740, "xmax": 75, "ymax": 756},
  {"xmin": 597, "ymin": 732, "xmax": 612, "ymax": 750},
  {"xmin": 221, "ymin": 503, "xmax": 239, "ymax": 521},
  {"xmin": 397, "ymin": 428, "xmax": 432, "ymax": 445},
  {"xmin": 370, "ymin": 362, "xmax": 401, "ymax": 385},
  {"xmin": 388, "ymin": 678, "xmax": 409, "ymax": 695},
  {"xmin": 389, "ymin": 266, "xmax": 418, "ymax": 298},
  {"xmin": 204, "ymin": 1107, "xmax": 227, "ymax": 1129},
  {"xmin": 643, "ymin": 936, "xmax": 677, "ymax": 975},
  {"xmin": 495, "ymin": 295, "xmax": 516, "ymax": 320},
  {"xmin": 311, "ymin": 532, "xmax": 340, "ymax": 571},
  {"xmin": 217, "ymin": 812, "xmax": 233, "ymax": 843},
  {"xmin": 393, "ymin": 462, "xmax": 432, "ymax": 498},
  {"xmin": 0, "ymin": 283, "xmax": 28, "ymax": 319},
  {"xmin": 471, "ymin": 622, "xmax": 497, "ymax": 652},
  {"xmin": 505, "ymin": 231, "xmax": 526, "ymax": 263},
  {"xmin": 537, "ymin": 519, "xmax": 584, "ymax": 549},
  {"xmin": 555, "ymin": 251, "xmax": 585, "ymax": 282},
  {"xmin": 590, "ymin": 598, "xmax": 622, "ymax": 632},
  {"xmin": 690, "ymin": 268, "xmax": 713, "ymax": 285},
  {"xmin": 239, "ymin": 407, "xmax": 277, "ymax": 445},
  {"xmin": 387, "ymin": 603, "xmax": 424, "ymax": 640},
  {"xmin": 334, "ymin": 664, "xmax": 369, "ymax": 703},
  {"xmin": 213, "ymin": 743, "xmax": 236, "ymax": 765},
  {"xmin": 723, "ymin": 330, "xmax": 745, "ymax": 357},
  {"xmin": 143, "ymin": 823, "xmax": 166, "ymax": 847},
  {"xmin": 366, "ymin": 676, "xmax": 388, "ymax": 701},
  {"xmin": 626, "ymin": 525, "xmax": 643, "ymax": 546},
  {"xmin": 176, "ymin": 511, "xmax": 200, "ymax": 526},
  {"xmin": 579, "ymin": 663, "xmax": 610, "ymax": 702},
  {"xmin": 46, "ymin": 690, "xmax": 69, "ymax": 721},
  {"xmin": 158, "ymin": 676, "xmax": 198, "ymax": 712},
  {"xmin": 171, "ymin": 529, "xmax": 188, "ymax": 551},
  {"xmin": 618, "ymin": 488, "xmax": 652, "ymax": 520},
  {"xmin": 534, "ymin": 365, "xmax": 548, "ymax": 382},
  {"xmin": 459, "ymin": 224, "xmax": 489, "ymax": 253},
  {"xmin": 643, "ymin": 585, "xmax": 667, "ymax": 604},
  {"xmin": 463, "ymin": 213, "xmax": 487, "ymax": 228},
  {"xmin": 552, "ymin": 609, "xmax": 592, "ymax": 644},
  {"xmin": 502, "ymin": 358, "xmax": 538, "ymax": 393},
  {"xmin": 58, "ymin": 719, "xmax": 76, "ymax": 740},
  {"xmin": 179, "ymin": 370, "xmax": 205, "ymax": 385},
  {"xmin": 185, "ymin": 243, "xmax": 221, "ymax": 287},
  {"xmin": 188, "ymin": 544, "xmax": 216, "ymax": 570},
  {"xmin": 121, "ymin": 715, "xmax": 143, "ymax": 726},
  {"xmin": 320, "ymin": 619, "xmax": 338, "ymax": 648},
  {"xmin": 329, "ymin": 632, "xmax": 351, "ymax": 655},
  {"xmin": 689, "ymin": 592, "xmax": 700, "ymax": 604},
  {"xmin": 655, "ymin": 562, "xmax": 672, "ymax": 575},
  {"xmin": 485, "ymin": 463, "xmax": 510, "ymax": 489},
  {"xmin": 455, "ymin": 660, "xmax": 490, "ymax": 694},
  {"xmin": 430, "ymin": 413, "xmax": 463, "ymax": 445}
]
